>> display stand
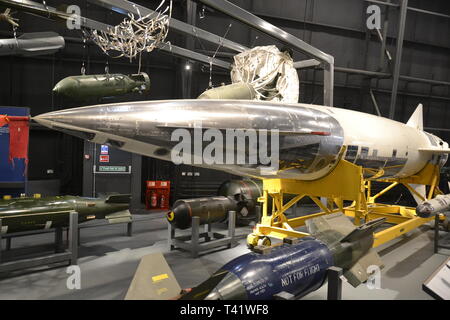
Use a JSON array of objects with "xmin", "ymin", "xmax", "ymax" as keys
[
  {"xmin": 168, "ymin": 211, "xmax": 237, "ymax": 258},
  {"xmin": 0, "ymin": 212, "xmax": 78, "ymax": 273},
  {"xmin": 434, "ymin": 214, "xmax": 450, "ymax": 254},
  {"xmin": 327, "ymin": 266, "xmax": 343, "ymax": 300},
  {"xmin": 3, "ymin": 218, "xmax": 132, "ymax": 250},
  {"xmin": 76, "ymin": 219, "xmax": 133, "ymax": 244}
]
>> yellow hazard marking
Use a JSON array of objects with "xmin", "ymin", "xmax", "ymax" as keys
[
  {"xmin": 167, "ymin": 212, "xmax": 174, "ymax": 221},
  {"xmin": 152, "ymin": 273, "xmax": 169, "ymax": 283}
]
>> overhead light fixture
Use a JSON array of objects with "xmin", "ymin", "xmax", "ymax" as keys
[{"xmin": 199, "ymin": 6, "xmax": 206, "ymax": 19}]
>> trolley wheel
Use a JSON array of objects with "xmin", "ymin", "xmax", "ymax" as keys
[{"xmin": 257, "ymin": 236, "xmax": 271, "ymax": 247}]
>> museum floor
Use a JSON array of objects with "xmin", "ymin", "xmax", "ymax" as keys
[{"xmin": 0, "ymin": 210, "xmax": 448, "ymax": 300}]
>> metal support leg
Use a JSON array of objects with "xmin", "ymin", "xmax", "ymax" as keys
[
  {"xmin": 127, "ymin": 221, "xmax": 133, "ymax": 237},
  {"xmin": 55, "ymin": 227, "xmax": 64, "ymax": 253},
  {"xmin": 228, "ymin": 211, "xmax": 236, "ymax": 248},
  {"xmin": 204, "ymin": 223, "xmax": 212, "ymax": 242},
  {"xmin": 191, "ymin": 216, "xmax": 200, "ymax": 258},
  {"xmin": 434, "ymin": 214, "xmax": 439, "ymax": 254},
  {"xmin": 6, "ymin": 238, "xmax": 11, "ymax": 251},
  {"xmin": 69, "ymin": 212, "xmax": 79, "ymax": 265},
  {"xmin": 323, "ymin": 62, "xmax": 334, "ymax": 107},
  {"xmin": 327, "ymin": 266, "xmax": 343, "ymax": 300},
  {"xmin": 255, "ymin": 205, "xmax": 262, "ymax": 224},
  {"xmin": 168, "ymin": 222, "xmax": 175, "ymax": 251}
]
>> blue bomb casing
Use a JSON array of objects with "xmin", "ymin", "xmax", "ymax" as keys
[
  {"xmin": 185, "ymin": 239, "xmax": 333, "ymax": 300},
  {"xmin": 224, "ymin": 239, "xmax": 333, "ymax": 299},
  {"xmin": 181, "ymin": 213, "xmax": 386, "ymax": 300}
]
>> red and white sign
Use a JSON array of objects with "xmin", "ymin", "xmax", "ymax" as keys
[{"xmin": 99, "ymin": 155, "xmax": 110, "ymax": 163}]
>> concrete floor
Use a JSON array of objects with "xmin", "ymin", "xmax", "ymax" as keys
[{"xmin": 0, "ymin": 211, "xmax": 448, "ymax": 300}]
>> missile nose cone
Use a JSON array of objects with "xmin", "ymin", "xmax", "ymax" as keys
[
  {"xmin": 33, "ymin": 107, "xmax": 100, "ymax": 142},
  {"xmin": 52, "ymin": 82, "xmax": 61, "ymax": 94},
  {"xmin": 168, "ymin": 200, "xmax": 192, "ymax": 229},
  {"xmin": 181, "ymin": 270, "xmax": 247, "ymax": 300},
  {"xmin": 416, "ymin": 203, "xmax": 433, "ymax": 218},
  {"xmin": 33, "ymin": 112, "xmax": 55, "ymax": 128}
]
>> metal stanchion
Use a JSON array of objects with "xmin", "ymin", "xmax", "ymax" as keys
[{"xmin": 69, "ymin": 212, "xmax": 79, "ymax": 265}]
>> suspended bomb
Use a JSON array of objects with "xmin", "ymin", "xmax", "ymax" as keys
[
  {"xmin": 198, "ymin": 82, "xmax": 256, "ymax": 100},
  {"xmin": 53, "ymin": 73, "xmax": 150, "ymax": 101},
  {"xmin": 0, "ymin": 32, "xmax": 64, "ymax": 57}
]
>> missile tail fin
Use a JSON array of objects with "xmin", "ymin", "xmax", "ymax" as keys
[
  {"xmin": 406, "ymin": 103, "xmax": 423, "ymax": 130},
  {"xmin": 408, "ymin": 184, "xmax": 426, "ymax": 205},
  {"xmin": 339, "ymin": 217, "xmax": 385, "ymax": 243},
  {"xmin": 344, "ymin": 250, "xmax": 384, "ymax": 287},
  {"xmin": 104, "ymin": 194, "xmax": 131, "ymax": 204},
  {"xmin": 105, "ymin": 209, "xmax": 132, "ymax": 224},
  {"xmin": 305, "ymin": 212, "xmax": 356, "ymax": 245}
]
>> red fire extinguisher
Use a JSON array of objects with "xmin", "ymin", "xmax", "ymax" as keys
[
  {"xmin": 150, "ymin": 192, "xmax": 158, "ymax": 208},
  {"xmin": 160, "ymin": 194, "xmax": 165, "ymax": 208}
]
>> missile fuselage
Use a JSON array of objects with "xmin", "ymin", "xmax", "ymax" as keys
[
  {"xmin": 33, "ymin": 100, "xmax": 449, "ymax": 182},
  {"xmin": 53, "ymin": 73, "xmax": 150, "ymax": 101},
  {"xmin": 0, "ymin": 194, "xmax": 130, "ymax": 234}
]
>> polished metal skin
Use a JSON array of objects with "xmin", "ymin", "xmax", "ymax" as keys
[
  {"xmin": 33, "ymin": 99, "xmax": 344, "ymax": 181},
  {"xmin": 0, "ymin": 32, "xmax": 64, "ymax": 57},
  {"xmin": 33, "ymin": 99, "xmax": 449, "ymax": 181},
  {"xmin": 53, "ymin": 73, "xmax": 150, "ymax": 101},
  {"xmin": 0, "ymin": 194, "xmax": 130, "ymax": 234},
  {"xmin": 181, "ymin": 213, "xmax": 385, "ymax": 300},
  {"xmin": 416, "ymin": 194, "xmax": 450, "ymax": 218}
]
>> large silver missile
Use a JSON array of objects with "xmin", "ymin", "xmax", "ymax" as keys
[
  {"xmin": 0, "ymin": 32, "xmax": 64, "ymax": 56},
  {"xmin": 416, "ymin": 194, "xmax": 450, "ymax": 218},
  {"xmin": 33, "ymin": 99, "xmax": 449, "ymax": 181}
]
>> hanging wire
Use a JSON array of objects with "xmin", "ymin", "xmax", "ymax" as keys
[
  {"xmin": 208, "ymin": 23, "xmax": 232, "ymax": 89},
  {"xmin": 138, "ymin": 51, "xmax": 143, "ymax": 74},
  {"xmin": 199, "ymin": 6, "xmax": 206, "ymax": 19},
  {"xmin": 81, "ymin": 35, "xmax": 87, "ymax": 75}
]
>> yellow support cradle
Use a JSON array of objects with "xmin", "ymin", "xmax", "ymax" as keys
[{"xmin": 247, "ymin": 159, "xmax": 440, "ymax": 248}]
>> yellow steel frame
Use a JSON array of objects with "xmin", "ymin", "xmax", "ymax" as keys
[{"xmin": 247, "ymin": 159, "xmax": 441, "ymax": 248}]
